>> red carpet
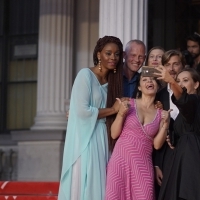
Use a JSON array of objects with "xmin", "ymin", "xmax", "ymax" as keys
[{"xmin": 0, "ymin": 182, "xmax": 59, "ymax": 200}]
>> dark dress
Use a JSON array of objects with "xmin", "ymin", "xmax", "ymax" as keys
[
  {"xmin": 153, "ymin": 86, "xmax": 175, "ymax": 172},
  {"xmin": 158, "ymin": 89, "xmax": 200, "ymax": 200},
  {"xmin": 153, "ymin": 86, "xmax": 174, "ymax": 199}
]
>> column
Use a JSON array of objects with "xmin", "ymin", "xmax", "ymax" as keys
[
  {"xmin": 31, "ymin": 0, "xmax": 74, "ymax": 130},
  {"xmin": 99, "ymin": 0, "xmax": 148, "ymax": 47}
]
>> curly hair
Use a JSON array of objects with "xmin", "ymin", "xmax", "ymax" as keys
[{"xmin": 93, "ymin": 36, "xmax": 123, "ymax": 151}]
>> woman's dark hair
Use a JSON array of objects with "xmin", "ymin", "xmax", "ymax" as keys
[
  {"xmin": 176, "ymin": 68, "xmax": 200, "ymax": 95},
  {"xmin": 93, "ymin": 36, "xmax": 123, "ymax": 151},
  {"xmin": 145, "ymin": 46, "xmax": 165, "ymax": 65},
  {"xmin": 136, "ymin": 73, "xmax": 162, "ymax": 99}
]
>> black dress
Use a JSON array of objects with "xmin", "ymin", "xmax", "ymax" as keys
[
  {"xmin": 158, "ymin": 90, "xmax": 200, "ymax": 200},
  {"xmin": 153, "ymin": 86, "xmax": 175, "ymax": 199}
]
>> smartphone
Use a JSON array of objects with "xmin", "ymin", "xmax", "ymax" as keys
[{"xmin": 141, "ymin": 66, "xmax": 161, "ymax": 77}]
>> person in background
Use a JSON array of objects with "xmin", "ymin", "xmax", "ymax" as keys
[
  {"xmin": 58, "ymin": 36, "xmax": 124, "ymax": 200},
  {"xmin": 186, "ymin": 33, "xmax": 200, "ymax": 73},
  {"xmin": 153, "ymin": 49, "xmax": 185, "ymax": 199},
  {"xmin": 105, "ymin": 74, "xmax": 171, "ymax": 200},
  {"xmin": 123, "ymin": 40, "xmax": 146, "ymax": 98},
  {"xmin": 145, "ymin": 46, "xmax": 166, "ymax": 89},
  {"xmin": 156, "ymin": 67, "xmax": 200, "ymax": 200},
  {"xmin": 145, "ymin": 46, "xmax": 165, "ymax": 67}
]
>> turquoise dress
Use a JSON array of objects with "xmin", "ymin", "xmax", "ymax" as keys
[{"xmin": 58, "ymin": 68, "xmax": 109, "ymax": 200}]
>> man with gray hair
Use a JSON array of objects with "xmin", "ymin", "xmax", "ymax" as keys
[{"xmin": 123, "ymin": 40, "xmax": 146, "ymax": 97}]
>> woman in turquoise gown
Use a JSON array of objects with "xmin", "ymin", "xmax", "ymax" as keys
[{"xmin": 58, "ymin": 36, "xmax": 124, "ymax": 200}]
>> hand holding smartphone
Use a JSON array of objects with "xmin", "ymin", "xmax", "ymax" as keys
[{"xmin": 141, "ymin": 66, "xmax": 161, "ymax": 77}]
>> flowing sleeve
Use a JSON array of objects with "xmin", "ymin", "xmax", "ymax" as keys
[
  {"xmin": 71, "ymin": 69, "xmax": 99, "ymax": 118},
  {"xmin": 59, "ymin": 69, "xmax": 100, "ymax": 195},
  {"xmin": 171, "ymin": 88, "xmax": 199, "ymax": 124}
]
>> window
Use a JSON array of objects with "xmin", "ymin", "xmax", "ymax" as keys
[{"xmin": 0, "ymin": 0, "xmax": 39, "ymax": 133}]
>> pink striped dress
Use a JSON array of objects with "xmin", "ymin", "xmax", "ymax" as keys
[{"xmin": 105, "ymin": 99, "xmax": 162, "ymax": 200}]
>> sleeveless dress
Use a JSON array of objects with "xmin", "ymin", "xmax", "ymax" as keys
[
  {"xmin": 58, "ymin": 68, "xmax": 109, "ymax": 200},
  {"xmin": 105, "ymin": 99, "xmax": 162, "ymax": 200}
]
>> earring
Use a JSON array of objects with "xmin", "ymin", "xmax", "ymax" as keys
[
  {"xmin": 113, "ymin": 68, "xmax": 116, "ymax": 73},
  {"xmin": 98, "ymin": 59, "xmax": 102, "ymax": 72}
]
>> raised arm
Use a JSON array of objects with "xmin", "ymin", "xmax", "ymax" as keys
[
  {"xmin": 153, "ymin": 109, "xmax": 171, "ymax": 149},
  {"xmin": 156, "ymin": 65, "xmax": 183, "ymax": 100},
  {"xmin": 110, "ymin": 98, "xmax": 130, "ymax": 139}
]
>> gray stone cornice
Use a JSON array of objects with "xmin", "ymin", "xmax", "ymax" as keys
[{"xmin": 11, "ymin": 130, "xmax": 66, "ymax": 142}]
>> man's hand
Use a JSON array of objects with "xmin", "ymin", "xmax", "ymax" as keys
[
  {"xmin": 166, "ymin": 135, "xmax": 175, "ymax": 149},
  {"xmin": 155, "ymin": 166, "xmax": 163, "ymax": 186},
  {"xmin": 154, "ymin": 101, "xmax": 163, "ymax": 109},
  {"xmin": 155, "ymin": 65, "xmax": 175, "ymax": 84}
]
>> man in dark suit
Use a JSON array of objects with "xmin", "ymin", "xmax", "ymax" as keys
[{"xmin": 154, "ymin": 50, "xmax": 185, "ymax": 199}]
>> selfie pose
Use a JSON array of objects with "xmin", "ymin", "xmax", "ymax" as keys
[
  {"xmin": 156, "ymin": 68, "xmax": 200, "ymax": 200},
  {"xmin": 153, "ymin": 50, "xmax": 185, "ymax": 198},
  {"xmin": 58, "ymin": 36, "xmax": 124, "ymax": 200},
  {"xmin": 105, "ymin": 74, "xmax": 171, "ymax": 200}
]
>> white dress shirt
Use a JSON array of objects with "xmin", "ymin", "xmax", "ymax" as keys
[{"xmin": 167, "ymin": 84, "xmax": 179, "ymax": 120}]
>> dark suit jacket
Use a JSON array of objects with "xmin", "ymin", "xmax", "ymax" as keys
[
  {"xmin": 153, "ymin": 86, "xmax": 174, "ymax": 171},
  {"xmin": 132, "ymin": 80, "xmax": 139, "ymax": 98}
]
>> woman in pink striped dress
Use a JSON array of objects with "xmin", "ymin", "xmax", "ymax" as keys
[{"xmin": 105, "ymin": 75, "xmax": 171, "ymax": 200}]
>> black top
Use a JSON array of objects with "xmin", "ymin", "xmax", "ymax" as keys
[
  {"xmin": 123, "ymin": 71, "xmax": 139, "ymax": 98},
  {"xmin": 158, "ymin": 89, "xmax": 200, "ymax": 200},
  {"xmin": 153, "ymin": 87, "xmax": 174, "ymax": 171}
]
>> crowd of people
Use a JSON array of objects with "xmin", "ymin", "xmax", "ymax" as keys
[{"xmin": 58, "ymin": 33, "xmax": 200, "ymax": 200}]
